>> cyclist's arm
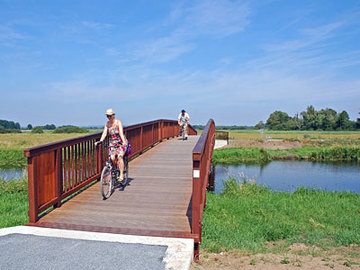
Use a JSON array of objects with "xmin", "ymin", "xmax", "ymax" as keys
[
  {"xmin": 117, "ymin": 120, "xmax": 127, "ymax": 146},
  {"xmin": 95, "ymin": 124, "xmax": 108, "ymax": 146}
]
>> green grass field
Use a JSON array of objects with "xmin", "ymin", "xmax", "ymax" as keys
[
  {"xmin": 0, "ymin": 178, "xmax": 28, "ymax": 228},
  {"xmin": 202, "ymin": 178, "xmax": 360, "ymax": 254}
]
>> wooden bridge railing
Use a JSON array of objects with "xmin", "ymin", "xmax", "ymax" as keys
[
  {"xmin": 191, "ymin": 119, "xmax": 216, "ymax": 258},
  {"xmin": 24, "ymin": 119, "xmax": 197, "ymax": 223}
]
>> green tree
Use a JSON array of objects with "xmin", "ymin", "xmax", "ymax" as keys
[
  {"xmin": 43, "ymin": 124, "xmax": 56, "ymax": 130},
  {"xmin": 301, "ymin": 105, "xmax": 322, "ymax": 130},
  {"xmin": 27, "ymin": 124, "xmax": 33, "ymax": 130},
  {"xmin": 254, "ymin": 121, "xmax": 265, "ymax": 129},
  {"xmin": 266, "ymin": 111, "xmax": 291, "ymax": 130},
  {"xmin": 319, "ymin": 108, "xmax": 337, "ymax": 130},
  {"xmin": 32, "ymin": 126, "xmax": 44, "ymax": 133},
  {"xmin": 293, "ymin": 113, "xmax": 302, "ymax": 130},
  {"xmin": 0, "ymin": 119, "xmax": 21, "ymax": 129},
  {"xmin": 336, "ymin": 111, "xmax": 350, "ymax": 130},
  {"xmin": 356, "ymin": 111, "xmax": 360, "ymax": 129}
]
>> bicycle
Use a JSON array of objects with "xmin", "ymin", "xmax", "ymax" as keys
[
  {"xmin": 100, "ymin": 149, "xmax": 129, "ymax": 200},
  {"xmin": 180, "ymin": 122, "xmax": 188, "ymax": 140}
]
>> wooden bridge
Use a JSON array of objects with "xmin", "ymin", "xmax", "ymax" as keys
[{"xmin": 24, "ymin": 119, "xmax": 215, "ymax": 258}]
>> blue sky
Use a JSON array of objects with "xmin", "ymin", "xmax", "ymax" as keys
[{"xmin": 1, "ymin": 0, "xmax": 359, "ymax": 127}]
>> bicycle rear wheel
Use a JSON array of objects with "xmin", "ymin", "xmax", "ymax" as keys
[{"xmin": 100, "ymin": 165, "xmax": 113, "ymax": 199}]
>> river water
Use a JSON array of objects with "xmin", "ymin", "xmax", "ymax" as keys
[
  {"xmin": 0, "ymin": 168, "xmax": 27, "ymax": 181},
  {"xmin": 212, "ymin": 161, "xmax": 360, "ymax": 194}
]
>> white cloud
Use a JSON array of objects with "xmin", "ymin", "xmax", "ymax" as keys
[
  {"xmin": 180, "ymin": 0, "xmax": 250, "ymax": 38},
  {"xmin": 131, "ymin": 34, "xmax": 195, "ymax": 63},
  {"xmin": 265, "ymin": 22, "xmax": 344, "ymax": 53}
]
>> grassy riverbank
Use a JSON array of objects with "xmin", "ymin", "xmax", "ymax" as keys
[
  {"xmin": 202, "ymin": 178, "xmax": 360, "ymax": 254},
  {"xmin": 213, "ymin": 130, "xmax": 360, "ymax": 164},
  {"xmin": 213, "ymin": 145, "xmax": 360, "ymax": 164},
  {"xmin": 227, "ymin": 130, "xmax": 360, "ymax": 141},
  {"xmin": 0, "ymin": 178, "xmax": 28, "ymax": 228}
]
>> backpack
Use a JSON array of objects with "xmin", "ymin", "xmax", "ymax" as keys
[{"xmin": 125, "ymin": 142, "xmax": 132, "ymax": 156}]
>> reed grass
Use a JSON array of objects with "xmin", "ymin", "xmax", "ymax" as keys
[
  {"xmin": 0, "ymin": 149, "xmax": 27, "ymax": 168},
  {"xmin": 202, "ymin": 177, "xmax": 360, "ymax": 253}
]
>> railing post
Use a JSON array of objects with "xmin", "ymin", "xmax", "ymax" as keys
[
  {"xmin": 97, "ymin": 145, "xmax": 103, "ymax": 175},
  {"xmin": 160, "ymin": 120, "xmax": 163, "ymax": 141},
  {"xmin": 27, "ymin": 156, "xmax": 38, "ymax": 223},
  {"xmin": 152, "ymin": 123, "xmax": 154, "ymax": 144},
  {"xmin": 55, "ymin": 149, "xmax": 62, "ymax": 208}
]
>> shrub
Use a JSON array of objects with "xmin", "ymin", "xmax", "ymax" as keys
[
  {"xmin": 0, "ymin": 126, "xmax": 21, "ymax": 134},
  {"xmin": 31, "ymin": 126, "xmax": 44, "ymax": 133},
  {"xmin": 53, "ymin": 125, "xmax": 88, "ymax": 133}
]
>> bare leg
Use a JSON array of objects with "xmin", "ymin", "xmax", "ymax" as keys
[{"xmin": 110, "ymin": 154, "xmax": 116, "ymax": 166}]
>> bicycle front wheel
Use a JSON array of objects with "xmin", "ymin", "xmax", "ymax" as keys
[{"xmin": 100, "ymin": 165, "xmax": 112, "ymax": 199}]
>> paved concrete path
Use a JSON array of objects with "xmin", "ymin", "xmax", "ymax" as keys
[
  {"xmin": 0, "ymin": 226, "xmax": 193, "ymax": 270},
  {"xmin": 214, "ymin": 139, "xmax": 228, "ymax": 149}
]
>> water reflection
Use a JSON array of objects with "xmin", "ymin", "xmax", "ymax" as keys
[{"xmin": 212, "ymin": 161, "xmax": 360, "ymax": 194}]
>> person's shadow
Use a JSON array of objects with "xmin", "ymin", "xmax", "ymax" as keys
[{"xmin": 115, "ymin": 177, "xmax": 134, "ymax": 191}]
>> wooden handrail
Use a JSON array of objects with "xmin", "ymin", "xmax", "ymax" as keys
[
  {"xmin": 191, "ymin": 119, "xmax": 216, "ymax": 259},
  {"xmin": 24, "ymin": 121, "xmax": 197, "ymax": 158},
  {"xmin": 24, "ymin": 119, "xmax": 197, "ymax": 223}
]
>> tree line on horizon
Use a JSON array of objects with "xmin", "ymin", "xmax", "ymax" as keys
[
  {"xmin": 255, "ymin": 106, "xmax": 360, "ymax": 131},
  {"xmin": 0, "ymin": 119, "xmax": 89, "ymax": 134}
]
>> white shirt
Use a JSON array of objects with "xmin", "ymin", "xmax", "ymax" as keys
[{"xmin": 178, "ymin": 112, "xmax": 190, "ymax": 123}]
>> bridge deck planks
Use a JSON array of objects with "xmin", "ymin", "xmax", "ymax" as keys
[{"xmin": 36, "ymin": 136, "xmax": 198, "ymax": 237}]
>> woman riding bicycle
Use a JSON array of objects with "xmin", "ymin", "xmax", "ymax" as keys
[{"xmin": 95, "ymin": 108, "xmax": 127, "ymax": 183}]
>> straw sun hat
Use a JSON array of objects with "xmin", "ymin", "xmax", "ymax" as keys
[{"xmin": 106, "ymin": 108, "xmax": 115, "ymax": 115}]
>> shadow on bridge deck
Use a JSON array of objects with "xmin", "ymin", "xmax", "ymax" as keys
[{"xmin": 32, "ymin": 136, "xmax": 199, "ymax": 239}]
